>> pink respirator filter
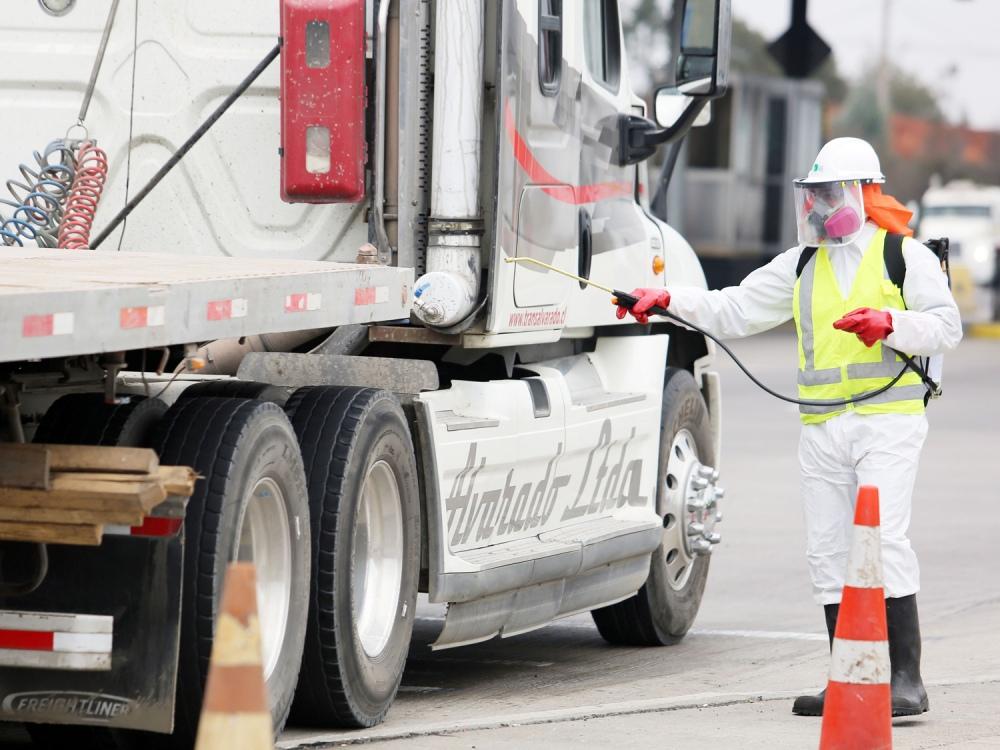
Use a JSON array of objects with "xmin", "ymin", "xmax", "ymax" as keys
[{"xmin": 824, "ymin": 206, "xmax": 862, "ymax": 239}]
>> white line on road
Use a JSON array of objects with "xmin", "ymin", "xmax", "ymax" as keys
[
  {"xmin": 690, "ymin": 628, "xmax": 828, "ymax": 641},
  {"xmin": 278, "ymin": 675, "xmax": 1000, "ymax": 749}
]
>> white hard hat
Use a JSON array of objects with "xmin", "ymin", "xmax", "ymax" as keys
[{"xmin": 797, "ymin": 137, "xmax": 885, "ymax": 185}]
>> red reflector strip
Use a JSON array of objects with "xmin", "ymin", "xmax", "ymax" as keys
[
  {"xmin": 284, "ymin": 292, "xmax": 322, "ymax": 312},
  {"xmin": 131, "ymin": 517, "xmax": 183, "ymax": 537},
  {"xmin": 120, "ymin": 305, "xmax": 165, "ymax": 329},
  {"xmin": 354, "ymin": 287, "xmax": 389, "ymax": 306},
  {"xmin": 22, "ymin": 312, "xmax": 74, "ymax": 337},
  {"xmin": 105, "ymin": 516, "xmax": 183, "ymax": 538},
  {"xmin": 0, "ymin": 629, "xmax": 54, "ymax": 652},
  {"xmin": 207, "ymin": 298, "xmax": 248, "ymax": 321}
]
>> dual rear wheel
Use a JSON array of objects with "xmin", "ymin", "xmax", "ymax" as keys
[{"xmin": 28, "ymin": 385, "xmax": 420, "ymax": 746}]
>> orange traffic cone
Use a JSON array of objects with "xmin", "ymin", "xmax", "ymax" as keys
[
  {"xmin": 194, "ymin": 562, "xmax": 273, "ymax": 750},
  {"xmin": 819, "ymin": 486, "xmax": 892, "ymax": 750}
]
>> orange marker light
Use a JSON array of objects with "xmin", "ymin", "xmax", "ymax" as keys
[{"xmin": 652, "ymin": 255, "xmax": 665, "ymax": 275}]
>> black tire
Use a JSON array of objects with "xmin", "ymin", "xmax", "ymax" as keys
[
  {"xmin": 33, "ymin": 393, "xmax": 167, "ymax": 447},
  {"xmin": 285, "ymin": 387, "xmax": 420, "ymax": 728},
  {"xmin": 152, "ymin": 398, "xmax": 311, "ymax": 745},
  {"xmin": 176, "ymin": 380, "xmax": 290, "ymax": 405},
  {"xmin": 591, "ymin": 367, "xmax": 716, "ymax": 646}
]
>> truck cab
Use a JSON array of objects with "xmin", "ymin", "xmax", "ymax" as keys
[
  {"xmin": 0, "ymin": 0, "xmax": 731, "ymax": 744},
  {"xmin": 919, "ymin": 181, "xmax": 1000, "ymax": 290}
]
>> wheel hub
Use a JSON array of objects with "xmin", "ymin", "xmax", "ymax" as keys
[
  {"xmin": 352, "ymin": 460, "xmax": 404, "ymax": 658},
  {"xmin": 236, "ymin": 477, "xmax": 292, "ymax": 682},
  {"xmin": 660, "ymin": 429, "xmax": 725, "ymax": 590}
]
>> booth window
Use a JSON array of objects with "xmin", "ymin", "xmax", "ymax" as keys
[{"xmin": 538, "ymin": 0, "xmax": 562, "ymax": 96}]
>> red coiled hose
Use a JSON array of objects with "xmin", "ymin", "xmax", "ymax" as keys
[{"xmin": 57, "ymin": 141, "xmax": 109, "ymax": 249}]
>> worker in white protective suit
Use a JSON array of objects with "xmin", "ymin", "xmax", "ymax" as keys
[{"xmin": 617, "ymin": 138, "xmax": 962, "ymax": 717}]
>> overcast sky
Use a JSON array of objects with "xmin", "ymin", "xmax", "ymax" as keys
[{"xmin": 733, "ymin": 0, "xmax": 1000, "ymax": 130}]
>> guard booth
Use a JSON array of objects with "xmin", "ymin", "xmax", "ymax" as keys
[{"xmin": 677, "ymin": 74, "xmax": 824, "ymax": 287}]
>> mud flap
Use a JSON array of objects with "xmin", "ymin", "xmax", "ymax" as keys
[{"xmin": 0, "ymin": 530, "xmax": 184, "ymax": 733}]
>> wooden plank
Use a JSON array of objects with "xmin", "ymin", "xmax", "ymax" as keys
[
  {"xmin": 47, "ymin": 467, "xmax": 198, "ymax": 494},
  {"xmin": 0, "ymin": 505, "xmax": 143, "ymax": 526},
  {"xmin": 49, "ymin": 476, "xmax": 164, "ymax": 507},
  {"xmin": 158, "ymin": 466, "xmax": 198, "ymax": 497},
  {"xmin": 0, "ymin": 484, "xmax": 157, "ymax": 514},
  {"xmin": 0, "ymin": 444, "xmax": 50, "ymax": 490},
  {"xmin": 45, "ymin": 445, "xmax": 159, "ymax": 475},
  {"xmin": 0, "ymin": 521, "xmax": 101, "ymax": 546}
]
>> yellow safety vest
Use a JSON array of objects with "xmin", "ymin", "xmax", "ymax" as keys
[{"xmin": 792, "ymin": 228, "xmax": 926, "ymax": 424}]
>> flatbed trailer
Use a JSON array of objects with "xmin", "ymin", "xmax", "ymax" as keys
[{"xmin": 0, "ymin": 249, "xmax": 411, "ymax": 363}]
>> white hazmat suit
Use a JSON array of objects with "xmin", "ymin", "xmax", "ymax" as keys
[{"xmin": 669, "ymin": 220, "xmax": 963, "ymax": 603}]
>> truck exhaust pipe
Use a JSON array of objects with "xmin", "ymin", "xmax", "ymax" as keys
[{"xmin": 412, "ymin": 0, "xmax": 484, "ymax": 328}]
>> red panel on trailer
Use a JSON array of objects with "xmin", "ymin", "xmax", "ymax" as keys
[{"xmin": 280, "ymin": 0, "xmax": 367, "ymax": 203}]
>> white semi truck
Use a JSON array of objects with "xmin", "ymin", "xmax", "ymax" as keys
[
  {"xmin": 0, "ymin": 0, "xmax": 730, "ymax": 745},
  {"xmin": 918, "ymin": 180, "xmax": 1000, "ymax": 319}
]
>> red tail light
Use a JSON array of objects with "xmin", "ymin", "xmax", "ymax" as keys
[{"xmin": 280, "ymin": 0, "xmax": 367, "ymax": 203}]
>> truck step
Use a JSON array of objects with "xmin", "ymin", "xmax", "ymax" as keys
[{"xmin": 435, "ymin": 515, "xmax": 661, "ymax": 604}]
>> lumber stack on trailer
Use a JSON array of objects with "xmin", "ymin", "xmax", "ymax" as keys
[{"xmin": 0, "ymin": 444, "xmax": 196, "ymax": 546}]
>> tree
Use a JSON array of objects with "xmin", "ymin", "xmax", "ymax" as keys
[
  {"xmin": 622, "ymin": 4, "xmax": 847, "ymax": 106},
  {"xmin": 831, "ymin": 64, "xmax": 947, "ymax": 202}
]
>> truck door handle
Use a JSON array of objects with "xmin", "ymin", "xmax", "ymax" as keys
[{"xmin": 578, "ymin": 209, "xmax": 592, "ymax": 290}]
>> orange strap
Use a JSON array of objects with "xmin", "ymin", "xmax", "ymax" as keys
[{"xmin": 862, "ymin": 183, "xmax": 914, "ymax": 237}]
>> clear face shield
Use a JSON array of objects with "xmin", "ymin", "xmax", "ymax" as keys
[{"xmin": 793, "ymin": 179, "xmax": 865, "ymax": 247}]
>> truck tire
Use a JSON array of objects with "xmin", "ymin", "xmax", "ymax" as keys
[
  {"xmin": 591, "ymin": 367, "xmax": 716, "ymax": 646},
  {"xmin": 175, "ymin": 380, "xmax": 290, "ymax": 405},
  {"xmin": 153, "ymin": 398, "xmax": 310, "ymax": 745},
  {"xmin": 33, "ymin": 393, "xmax": 167, "ymax": 447},
  {"xmin": 284, "ymin": 387, "xmax": 420, "ymax": 728}
]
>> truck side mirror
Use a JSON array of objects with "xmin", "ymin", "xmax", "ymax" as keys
[
  {"xmin": 653, "ymin": 0, "xmax": 731, "ymax": 130},
  {"xmin": 618, "ymin": 0, "xmax": 731, "ymax": 165}
]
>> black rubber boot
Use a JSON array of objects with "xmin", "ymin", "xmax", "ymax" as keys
[
  {"xmin": 886, "ymin": 594, "xmax": 930, "ymax": 716},
  {"xmin": 792, "ymin": 603, "xmax": 839, "ymax": 716}
]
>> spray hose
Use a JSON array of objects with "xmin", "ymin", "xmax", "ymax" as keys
[{"xmin": 504, "ymin": 257, "xmax": 941, "ymax": 408}]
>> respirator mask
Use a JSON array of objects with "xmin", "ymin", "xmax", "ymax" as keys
[{"xmin": 793, "ymin": 179, "xmax": 865, "ymax": 247}]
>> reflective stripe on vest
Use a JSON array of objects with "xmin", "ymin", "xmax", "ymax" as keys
[{"xmin": 792, "ymin": 228, "xmax": 925, "ymax": 424}]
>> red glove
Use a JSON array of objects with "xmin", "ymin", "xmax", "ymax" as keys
[
  {"xmin": 833, "ymin": 307, "xmax": 894, "ymax": 348},
  {"xmin": 615, "ymin": 288, "xmax": 671, "ymax": 325}
]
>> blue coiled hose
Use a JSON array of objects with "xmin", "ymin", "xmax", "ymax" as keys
[{"xmin": 1, "ymin": 141, "xmax": 76, "ymax": 247}]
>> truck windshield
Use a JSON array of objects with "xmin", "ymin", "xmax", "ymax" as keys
[{"xmin": 923, "ymin": 205, "xmax": 992, "ymax": 219}]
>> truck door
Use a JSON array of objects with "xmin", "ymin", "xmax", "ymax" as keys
[
  {"xmin": 503, "ymin": 0, "xmax": 581, "ymax": 315},
  {"xmin": 570, "ymin": 0, "xmax": 651, "ymax": 328},
  {"xmin": 493, "ymin": 1, "xmax": 657, "ymax": 333}
]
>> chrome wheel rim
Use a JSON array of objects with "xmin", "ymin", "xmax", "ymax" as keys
[
  {"xmin": 353, "ymin": 460, "xmax": 404, "ymax": 658},
  {"xmin": 660, "ymin": 429, "xmax": 724, "ymax": 591},
  {"xmin": 236, "ymin": 477, "xmax": 292, "ymax": 681}
]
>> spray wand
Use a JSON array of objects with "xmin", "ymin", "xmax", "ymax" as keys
[{"xmin": 503, "ymin": 257, "xmax": 940, "ymax": 407}]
